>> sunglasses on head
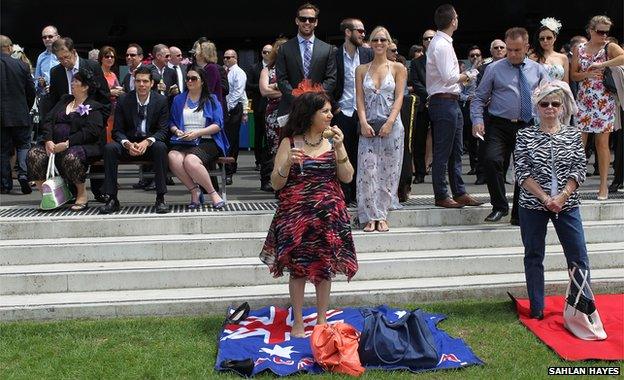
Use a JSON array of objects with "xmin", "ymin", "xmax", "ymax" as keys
[
  {"xmin": 594, "ymin": 29, "xmax": 609, "ymax": 36},
  {"xmin": 371, "ymin": 38, "xmax": 388, "ymax": 43},
  {"xmin": 186, "ymin": 75, "xmax": 200, "ymax": 82},
  {"xmin": 297, "ymin": 16, "xmax": 317, "ymax": 23},
  {"xmin": 350, "ymin": 28, "xmax": 366, "ymax": 34},
  {"xmin": 539, "ymin": 36, "xmax": 554, "ymax": 41},
  {"xmin": 538, "ymin": 100, "xmax": 562, "ymax": 108}
]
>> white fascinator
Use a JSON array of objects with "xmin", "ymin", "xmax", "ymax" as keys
[{"xmin": 540, "ymin": 17, "xmax": 563, "ymax": 34}]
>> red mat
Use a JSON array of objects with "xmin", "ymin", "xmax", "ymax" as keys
[{"xmin": 511, "ymin": 293, "xmax": 624, "ymax": 361}]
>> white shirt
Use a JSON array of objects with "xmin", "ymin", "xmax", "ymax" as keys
[
  {"xmin": 338, "ymin": 46, "xmax": 360, "ymax": 117},
  {"xmin": 66, "ymin": 55, "xmax": 80, "ymax": 95},
  {"xmin": 425, "ymin": 31, "xmax": 461, "ymax": 96},
  {"xmin": 297, "ymin": 34, "xmax": 315, "ymax": 67},
  {"xmin": 225, "ymin": 64, "xmax": 248, "ymax": 111}
]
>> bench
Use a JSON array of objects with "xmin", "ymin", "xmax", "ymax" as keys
[{"xmin": 88, "ymin": 156, "xmax": 235, "ymax": 202}]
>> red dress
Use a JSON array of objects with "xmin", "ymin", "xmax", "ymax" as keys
[{"xmin": 260, "ymin": 142, "xmax": 358, "ymax": 284}]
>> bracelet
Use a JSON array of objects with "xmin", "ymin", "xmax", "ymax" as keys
[
  {"xmin": 336, "ymin": 155, "xmax": 349, "ymax": 164},
  {"xmin": 277, "ymin": 168, "xmax": 288, "ymax": 178}
]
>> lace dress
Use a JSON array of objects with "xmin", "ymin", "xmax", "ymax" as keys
[
  {"xmin": 543, "ymin": 63, "xmax": 565, "ymax": 81},
  {"xmin": 356, "ymin": 63, "xmax": 405, "ymax": 223}
]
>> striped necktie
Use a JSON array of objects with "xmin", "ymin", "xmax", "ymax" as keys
[
  {"xmin": 516, "ymin": 64, "xmax": 532, "ymax": 122},
  {"xmin": 303, "ymin": 40, "xmax": 312, "ymax": 79}
]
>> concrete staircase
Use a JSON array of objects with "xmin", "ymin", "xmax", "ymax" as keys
[{"xmin": 1, "ymin": 197, "xmax": 623, "ymax": 321}]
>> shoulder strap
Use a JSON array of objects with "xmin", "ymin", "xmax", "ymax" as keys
[{"xmin": 288, "ymin": 136, "xmax": 294, "ymax": 148}]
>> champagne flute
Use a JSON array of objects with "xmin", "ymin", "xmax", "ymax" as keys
[{"xmin": 293, "ymin": 138, "xmax": 305, "ymax": 174}]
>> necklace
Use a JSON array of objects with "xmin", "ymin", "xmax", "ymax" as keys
[
  {"xmin": 186, "ymin": 96, "xmax": 200, "ymax": 108},
  {"xmin": 303, "ymin": 133, "xmax": 323, "ymax": 147}
]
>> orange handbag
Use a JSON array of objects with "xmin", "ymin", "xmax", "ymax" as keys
[{"xmin": 310, "ymin": 322, "xmax": 365, "ymax": 377}]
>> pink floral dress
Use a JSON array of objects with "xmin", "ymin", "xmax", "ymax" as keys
[{"xmin": 574, "ymin": 42, "xmax": 616, "ymax": 134}]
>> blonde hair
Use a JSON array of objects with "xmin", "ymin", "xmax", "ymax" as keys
[
  {"xmin": 368, "ymin": 26, "xmax": 392, "ymax": 45},
  {"xmin": 588, "ymin": 15, "xmax": 612, "ymax": 32},
  {"xmin": 198, "ymin": 41, "xmax": 218, "ymax": 64}
]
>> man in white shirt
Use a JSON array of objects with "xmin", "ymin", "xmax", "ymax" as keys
[
  {"xmin": 426, "ymin": 4, "xmax": 481, "ymax": 209},
  {"xmin": 223, "ymin": 49, "xmax": 248, "ymax": 183}
]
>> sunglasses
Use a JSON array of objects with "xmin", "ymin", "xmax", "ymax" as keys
[
  {"xmin": 41, "ymin": 34, "xmax": 56, "ymax": 40},
  {"xmin": 104, "ymin": 55, "xmax": 115, "ymax": 59},
  {"xmin": 390, "ymin": 49, "xmax": 397, "ymax": 53},
  {"xmin": 538, "ymin": 101, "xmax": 562, "ymax": 108},
  {"xmin": 262, "ymin": 50, "xmax": 271, "ymax": 54},
  {"xmin": 470, "ymin": 53, "xmax": 481, "ymax": 58},
  {"xmin": 539, "ymin": 36, "xmax": 554, "ymax": 41},
  {"xmin": 594, "ymin": 29, "xmax": 609, "ymax": 36},
  {"xmin": 126, "ymin": 53, "xmax": 138, "ymax": 57},
  {"xmin": 492, "ymin": 46, "xmax": 505, "ymax": 50},
  {"xmin": 174, "ymin": 54, "xmax": 182, "ymax": 57},
  {"xmin": 223, "ymin": 56, "xmax": 235, "ymax": 60},
  {"xmin": 164, "ymin": 54, "xmax": 170, "ymax": 58},
  {"xmin": 186, "ymin": 76, "xmax": 200, "ymax": 82},
  {"xmin": 423, "ymin": 36, "xmax": 433, "ymax": 41},
  {"xmin": 297, "ymin": 16, "xmax": 317, "ymax": 23},
  {"xmin": 350, "ymin": 28, "xmax": 366, "ymax": 34},
  {"xmin": 371, "ymin": 38, "xmax": 388, "ymax": 43}
]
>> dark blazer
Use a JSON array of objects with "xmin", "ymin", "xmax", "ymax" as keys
[
  {"xmin": 333, "ymin": 44, "xmax": 373, "ymax": 101},
  {"xmin": 246, "ymin": 61, "xmax": 267, "ymax": 113},
  {"xmin": 113, "ymin": 90, "xmax": 169, "ymax": 143},
  {"xmin": 41, "ymin": 94, "xmax": 104, "ymax": 158},
  {"xmin": 169, "ymin": 63, "xmax": 188, "ymax": 92},
  {"xmin": 121, "ymin": 63, "xmax": 160, "ymax": 93},
  {"xmin": 0, "ymin": 53, "xmax": 35, "ymax": 127},
  {"xmin": 408, "ymin": 55, "xmax": 427, "ymax": 112},
  {"xmin": 275, "ymin": 36, "xmax": 337, "ymax": 115},
  {"xmin": 46, "ymin": 57, "xmax": 111, "ymax": 121},
  {"xmin": 145, "ymin": 64, "xmax": 177, "ymax": 92}
]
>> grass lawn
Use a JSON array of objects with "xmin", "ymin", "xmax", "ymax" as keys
[{"xmin": 0, "ymin": 298, "xmax": 621, "ymax": 379}]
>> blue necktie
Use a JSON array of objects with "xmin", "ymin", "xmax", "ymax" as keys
[
  {"xmin": 303, "ymin": 40, "xmax": 312, "ymax": 79},
  {"xmin": 517, "ymin": 64, "xmax": 532, "ymax": 122}
]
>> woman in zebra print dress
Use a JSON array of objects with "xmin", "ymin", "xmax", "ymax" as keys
[{"xmin": 514, "ymin": 81, "xmax": 590, "ymax": 320}]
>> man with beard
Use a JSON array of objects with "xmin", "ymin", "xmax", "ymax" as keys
[
  {"xmin": 275, "ymin": 3, "xmax": 336, "ymax": 116},
  {"xmin": 332, "ymin": 18, "xmax": 373, "ymax": 204}
]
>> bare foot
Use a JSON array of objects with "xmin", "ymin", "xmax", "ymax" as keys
[{"xmin": 291, "ymin": 322, "xmax": 305, "ymax": 338}]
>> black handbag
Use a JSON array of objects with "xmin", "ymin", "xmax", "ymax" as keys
[
  {"xmin": 602, "ymin": 44, "xmax": 617, "ymax": 94},
  {"xmin": 367, "ymin": 118, "xmax": 387, "ymax": 135},
  {"xmin": 358, "ymin": 308, "xmax": 439, "ymax": 371}
]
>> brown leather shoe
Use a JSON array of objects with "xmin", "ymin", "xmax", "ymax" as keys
[
  {"xmin": 453, "ymin": 193, "xmax": 484, "ymax": 206},
  {"xmin": 435, "ymin": 197, "xmax": 464, "ymax": 208}
]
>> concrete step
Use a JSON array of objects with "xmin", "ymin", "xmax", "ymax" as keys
[
  {"xmin": 1, "ymin": 268, "xmax": 621, "ymax": 321},
  {"xmin": 2, "ymin": 243, "xmax": 622, "ymax": 295},
  {"xmin": 2, "ymin": 219, "xmax": 623, "ymax": 266},
  {"xmin": 1, "ymin": 201, "xmax": 622, "ymax": 240}
]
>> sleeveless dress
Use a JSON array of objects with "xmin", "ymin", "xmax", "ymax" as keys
[
  {"xmin": 264, "ymin": 67, "xmax": 282, "ymax": 156},
  {"xmin": 543, "ymin": 63, "xmax": 565, "ymax": 81},
  {"xmin": 356, "ymin": 63, "xmax": 405, "ymax": 223},
  {"xmin": 574, "ymin": 42, "xmax": 616, "ymax": 134},
  {"xmin": 260, "ymin": 139, "xmax": 358, "ymax": 284}
]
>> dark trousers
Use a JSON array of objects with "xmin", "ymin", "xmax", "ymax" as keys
[
  {"xmin": 253, "ymin": 107, "xmax": 266, "ymax": 166},
  {"xmin": 519, "ymin": 207, "xmax": 590, "ymax": 313},
  {"xmin": 612, "ymin": 127, "xmax": 623, "ymax": 185},
  {"xmin": 428, "ymin": 97, "xmax": 465, "ymax": 200},
  {"xmin": 1, "ymin": 126, "xmax": 31, "ymax": 190},
  {"xmin": 332, "ymin": 111, "xmax": 359, "ymax": 203},
  {"xmin": 411, "ymin": 110, "xmax": 429, "ymax": 178},
  {"xmin": 482, "ymin": 117, "xmax": 522, "ymax": 218},
  {"xmin": 225, "ymin": 103, "xmax": 244, "ymax": 175},
  {"xmin": 102, "ymin": 141, "xmax": 168, "ymax": 197},
  {"xmin": 460, "ymin": 101, "xmax": 480, "ymax": 173}
]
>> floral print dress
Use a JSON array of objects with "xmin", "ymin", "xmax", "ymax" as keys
[{"xmin": 574, "ymin": 42, "xmax": 616, "ymax": 134}]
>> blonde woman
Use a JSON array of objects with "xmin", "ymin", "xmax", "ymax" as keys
[{"xmin": 355, "ymin": 26, "xmax": 407, "ymax": 232}]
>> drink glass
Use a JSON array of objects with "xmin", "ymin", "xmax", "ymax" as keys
[{"xmin": 293, "ymin": 138, "xmax": 305, "ymax": 174}]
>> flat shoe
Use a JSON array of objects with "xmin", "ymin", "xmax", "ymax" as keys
[
  {"xmin": 363, "ymin": 221, "xmax": 376, "ymax": 232},
  {"xmin": 376, "ymin": 220, "xmax": 389, "ymax": 232},
  {"xmin": 70, "ymin": 202, "xmax": 89, "ymax": 211}
]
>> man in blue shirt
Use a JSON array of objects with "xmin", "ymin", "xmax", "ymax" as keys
[
  {"xmin": 33, "ymin": 25, "xmax": 60, "ymax": 95},
  {"xmin": 471, "ymin": 27, "xmax": 547, "ymax": 224}
]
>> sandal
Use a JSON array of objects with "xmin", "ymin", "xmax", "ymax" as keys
[
  {"xmin": 207, "ymin": 190, "xmax": 226, "ymax": 209},
  {"xmin": 70, "ymin": 202, "xmax": 89, "ymax": 211},
  {"xmin": 376, "ymin": 220, "xmax": 389, "ymax": 232},
  {"xmin": 363, "ymin": 221, "xmax": 376, "ymax": 232},
  {"xmin": 187, "ymin": 185, "xmax": 205, "ymax": 209}
]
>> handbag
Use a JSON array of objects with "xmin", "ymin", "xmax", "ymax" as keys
[
  {"xmin": 366, "ymin": 118, "xmax": 386, "ymax": 135},
  {"xmin": 358, "ymin": 308, "xmax": 438, "ymax": 371},
  {"xmin": 563, "ymin": 264, "xmax": 607, "ymax": 341},
  {"xmin": 170, "ymin": 135, "xmax": 200, "ymax": 146},
  {"xmin": 39, "ymin": 153, "xmax": 73, "ymax": 210},
  {"xmin": 311, "ymin": 322, "xmax": 365, "ymax": 376},
  {"xmin": 602, "ymin": 44, "xmax": 617, "ymax": 94}
]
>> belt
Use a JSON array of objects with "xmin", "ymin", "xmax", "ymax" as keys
[
  {"xmin": 488, "ymin": 114, "xmax": 533, "ymax": 126},
  {"xmin": 430, "ymin": 93, "xmax": 459, "ymax": 100}
]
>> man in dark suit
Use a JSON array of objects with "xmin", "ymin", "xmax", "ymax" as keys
[
  {"xmin": 276, "ymin": 3, "xmax": 337, "ymax": 116},
  {"xmin": 121, "ymin": 43, "xmax": 159, "ymax": 93},
  {"xmin": 45, "ymin": 36, "xmax": 111, "ymax": 201},
  {"xmin": 246, "ymin": 44, "xmax": 272, "ymax": 177},
  {"xmin": 408, "ymin": 29, "xmax": 435, "ymax": 184},
  {"xmin": 100, "ymin": 66, "xmax": 170, "ymax": 214},
  {"xmin": 168, "ymin": 46, "xmax": 187, "ymax": 94},
  {"xmin": 146, "ymin": 44, "xmax": 177, "ymax": 98},
  {"xmin": 332, "ymin": 18, "xmax": 373, "ymax": 204},
  {"xmin": 0, "ymin": 35, "xmax": 36, "ymax": 194}
]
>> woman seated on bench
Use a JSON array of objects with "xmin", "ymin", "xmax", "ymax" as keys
[
  {"xmin": 27, "ymin": 68, "xmax": 105, "ymax": 211},
  {"xmin": 168, "ymin": 66, "xmax": 230, "ymax": 209}
]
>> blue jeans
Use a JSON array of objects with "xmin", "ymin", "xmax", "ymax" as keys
[
  {"xmin": 519, "ymin": 206, "xmax": 590, "ymax": 313},
  {"xmin": 1, "ymin": 126, "xmax": 31, "ymax": 190},
  {"xmin": 428, "ymin": 97, "xmax": 465, "ymax": 200}
]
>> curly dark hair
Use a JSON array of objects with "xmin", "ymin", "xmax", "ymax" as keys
[
  {"xmin": 281, "ymin": 92, "xmax": 332, "ymax": 138},
  {"xmin": 72, "ymin": 68, "xmax": 100, "ymax": 96}
]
